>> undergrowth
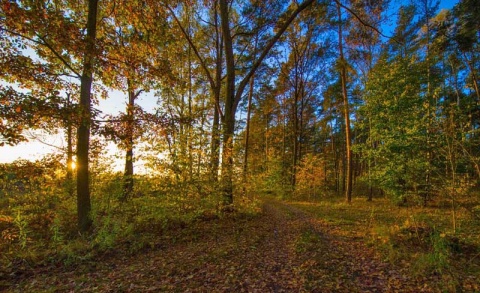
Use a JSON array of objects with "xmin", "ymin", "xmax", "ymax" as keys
[
  {"xmin": 0, "ymin": 173, "xmax": 261, "ymax": 282},
  {"xmin": 287, "ymin": 194, "xmax": 480, "ymax": 291}
]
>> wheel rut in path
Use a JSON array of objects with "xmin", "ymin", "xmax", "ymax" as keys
[{"xmin": 272, "ymin": 199, "xmax": 438, "ymax": 292}]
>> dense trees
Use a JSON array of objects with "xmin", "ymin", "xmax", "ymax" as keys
[{"xmin": 1, "ymin": 0, "xmax": 479, "ymax": 236}]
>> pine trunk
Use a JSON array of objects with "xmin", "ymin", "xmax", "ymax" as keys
[{"xmin": 337, "ymin": 3, "xmax": 353, "ymax": 203}]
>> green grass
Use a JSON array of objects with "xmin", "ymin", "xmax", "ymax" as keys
[{"xmin": 285, "ymin": 194, "xmax": 480, "ymax": 289}]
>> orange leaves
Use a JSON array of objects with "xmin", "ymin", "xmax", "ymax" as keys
[
  {"xmin": 0, "ymin": 215, "xmax": 14, "ymax": 224},
  {"xmin": 0, "ymin": 215, "xmax": 16, "ymax": 243}
]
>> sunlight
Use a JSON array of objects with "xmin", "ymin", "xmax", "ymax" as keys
[{"xmin": 70, "ymin": 161, "xmax": 76, "ymax": 170}]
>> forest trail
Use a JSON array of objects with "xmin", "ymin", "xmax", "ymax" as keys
[{"xmin": 8, "ymin": 198, "xmax": 440, "ymax": 292}]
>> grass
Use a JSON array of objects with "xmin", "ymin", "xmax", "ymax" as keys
[{"xmin": 285, "ymin": 194, "xmax": 480, "ymax": 290}]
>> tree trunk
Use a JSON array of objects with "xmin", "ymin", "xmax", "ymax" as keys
[
  {"xmin": 424, "ymin": 0, "xmax": 432, "ymax": 207},
  {"xmin": 219, "ymin": 0, "xmax": 235, "ymax": 206},
  {"xmin": 292, "ymin": 90, "xmax": 299, "ymax": 188},
  {"xmin": 210, "ymin": 2, "xmax": 222, "ymax": 182},
  {"xmin": 65, "ymin": 93, "xmax": 74, "ymax": 198},
  {"xmin": 337, "ymin": 3, "xmax": 353, "ymax": 203},
  {"xmin": 187, "ymin": 9, "xmax": 194, "ymax": 182},
  {"xmin": 221, "ymin": 113, "xmax": 235, "ymax": 205},
  {"xmin": 66, "ymin": 115, "xmax": 74, "ymax": 196},
  {"xmin": 243, "ymin": 35, "xmax": 258, "ymax": 186},
  {"xmin": 462, "ymin": 52, "xmax": 480, "ymax": 102},
  {"xmin": 243, "ymin": 73, "xmax": 255, "ymax": 184},
  {"xmin": 332, "ymin": 130, "xmax": 339, "ymax": 193},
  {"xmin": 76, "ymin": 0, "xmax": 98, "ymax": 232},
  {"xmin": 211, "ymin": 92, "xmax": 220, "ymax": 181},
  {"xmin": 123, "ymin": 86, "xmax": 135, "ymax": 200}
]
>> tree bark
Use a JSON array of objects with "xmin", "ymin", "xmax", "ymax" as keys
[
  {"xmin": 65, "ymin": 93, "xmax": 74, "ymax": 198},
  {"xmin": 76, "ymin": 0, "xmax": 98, "ymax": 232},
  {"xmin": 211, "ymin": 90, "xmax": 221, "ymax": 181},
  {"xmin": 243, "ymin": 35, "xmax": 258, "ymax": 187},
  {"xmin": 243, "ymin": 73, "xmax": 254, "ymax": 182},
  {"xmin": 219, "ymin": 0, "xmax": 235, "ymax": 206},
  {"xmin": 337, "ymin": 3, "xmax": 353, "ymax": 203},
  {"xmin": 123, "ymin": 85, "xmax": 136, "ymax": 201},
  {"xmin": 211, "ymin": 4, "xmax": 222, "ymax": 182}
]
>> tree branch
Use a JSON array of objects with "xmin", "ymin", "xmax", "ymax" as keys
[
  {"xmin": 36, "ymin": 35, "xmax": 82, "ymax": 78},
  {"xmin": 1, "ymin": 28, "xmax": 81, "ymax": 77},
  {"xmin": 233, "ymin": 0, "xmax": 316, "ymax": 112},
  {"xmin": 331, "ymin": 0, "xmax": 401, "ymax": 44},
  {"xmin": 165, "ymin": 4, "xmax": 217, "ymax": 91}
]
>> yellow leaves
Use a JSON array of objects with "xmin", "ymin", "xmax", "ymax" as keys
[{"xmin": 15, "ymin": 106, "xmax": 22, "ymax": 113}]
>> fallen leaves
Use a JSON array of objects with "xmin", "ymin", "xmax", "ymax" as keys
[{"xmin": 4, "ymin": 198, "xmax": 479, "ymax": 292}]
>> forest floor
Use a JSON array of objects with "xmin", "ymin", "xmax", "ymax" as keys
[{"xmin": 3, "ymin": 197, "xmax": 479, "ymax": 292}]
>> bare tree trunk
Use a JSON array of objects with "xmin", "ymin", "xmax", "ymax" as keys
[
  {"xmin": 332, "ymin": 130, "xmax": 339, "ymax": 194},
  {"xmin": 123, "ymin": 85, "xmax": 136, "ymax": 200},
  {"xmin": 243, "ymin": 73, "xmax": 255, "ymax": 183},
  {"xmin": 211, "ymin": 93, "xmax": 220, "ymax": 181},
  {"xmin": 424, "ymin": 0, "xmax": 432, "ymax": 207},
  {"xmin": 243, "ymin": 36, "xmax": 258, "ymax": 186},
  {"xmin": 65, "ymin": 93, "xmax": 74, "ymax": 198},
  {"xmin": 219, "ymin": 0, "xmax": 235, "ymax": 206},
  {"xmin": 76, "ymin": 0, "xmax": 98, "ymax": 232},
  {"xmin": 187, "ymin": 8, "xmax": 194, "ymax": 182},
  {"xmin": 337, "ymin": 3, "xmax": 353, "ymax": 203},
  {"xmin": 292, "ymin": 93, "xmax": 299, "ymax": 188},
  {"xmin": 210, "ymin": 1, "xmax": 222, "ymax": 182}
]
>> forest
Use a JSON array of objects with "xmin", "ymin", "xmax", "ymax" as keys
[{"xmin": 1, "ymin": 0, "xmax": 479, "ymax": 291}]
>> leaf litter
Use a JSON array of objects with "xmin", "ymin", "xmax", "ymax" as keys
[{"xmin": 4, "ymin": 198, "xmax": 477, "ymax": 292}]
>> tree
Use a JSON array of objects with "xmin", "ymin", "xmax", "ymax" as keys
[
  {"xmin": 356, "ymin": 6, "xmax": 432, "ymax": 203},
  {"xmin": 336, "ymin": 2, "xmax": 353, "ymax": 203},
  {"xmin": 452, "ymin": 0, "xmax": 480, "ymax": 101},
  {"xmin": 97, "ymin": 1, "xmax": 170, "ymax": 200},
  {"xmin": 274, "ymin": 11, "xmax": 325, "ymax": 190},
  {"xmin": 76, "ymin": 0, "xmax": 99, "ymax": 231},
  {"xmin": 218, "ymin": 0, "xmax": 316, "ymax": 205},
  {"xmin": 166, "ymin": 0, "xmax": 224, "ymax": 182},
  {"xmin": 0, "ymin": 0, "xmax": 99, "ymax": 231}
]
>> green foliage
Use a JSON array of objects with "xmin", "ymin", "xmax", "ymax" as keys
[
  {"xmin": 50, "ymin": 216, "xmax": 64, "ymax": 245},
  {"xmin": 415, "ymin": 231, "xmax": 451, "ymax": 274},
  {"xmin": 247, "ymin": 158, "xmax": 292, "ymax": 198},
  {"xmin": 355, "ymin": 51, "xmax": 433, "ymax": 204},
  {"xmin": 13, "ymin": 210, "xmax": 29, "ymax": 249},
  {"xmin": 93, "ymin": 211, "xmax": 134, "ymax": 251}
]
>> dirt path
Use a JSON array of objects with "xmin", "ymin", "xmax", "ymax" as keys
[
  {"xmin": 7, "ymin": 199, "xmax": 439, "ymax": 292},
  {"xmin": 276, "ymin": 202, "xmax": 439, "ymax": 292}
]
